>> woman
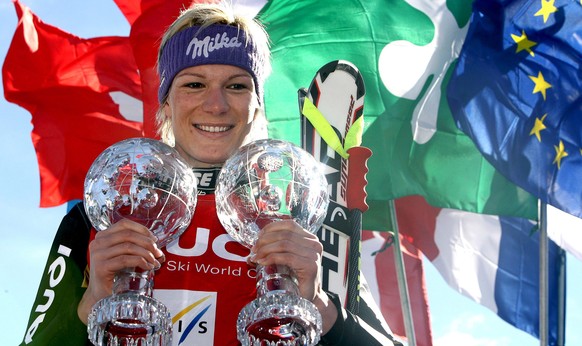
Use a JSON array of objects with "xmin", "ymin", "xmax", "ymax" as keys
[{"xmin": 23, "ymin": 2, "xmax": 400, "ymax": 345}]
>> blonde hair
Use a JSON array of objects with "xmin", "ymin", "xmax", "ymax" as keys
[{"xmin": 156, "ymin": 2, "xmax": 271, "ymax": 145}]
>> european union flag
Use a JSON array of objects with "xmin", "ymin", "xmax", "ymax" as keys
[{"xmin": 447, "ymin": 0, "xmax": 582, "ymax": 218}]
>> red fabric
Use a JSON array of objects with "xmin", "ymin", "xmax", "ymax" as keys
[
  {"xmin": 3, "ymin": 0, "xmax": 143, "ymax": 207},
  {"xmin": 395, "ymin": 195, "xmax": 441, "ymax": 261},
  {"xmin": 113, "ymin": 0, "xmax": 142, "ymax": 25},
  {"xmin": 363, "ymin": 230, "xmax": 433, "ymax": 346},
  {"xmin": 361, "ymin": 195, "xmax": 442, "ymax": 345}
]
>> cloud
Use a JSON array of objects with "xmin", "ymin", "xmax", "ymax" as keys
[{"xmin": 434, "ymin": 314, "xmax": 511, "ymax": 346}]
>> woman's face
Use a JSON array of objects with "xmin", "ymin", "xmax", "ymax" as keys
[{"xmin": 163, "ymin": 64, "xmax": 260, "ymax": 167}]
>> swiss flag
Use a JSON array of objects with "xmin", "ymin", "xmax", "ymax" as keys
[{"xmin": 2, "ymin": 0, "xmax": 143, "ymax": 207}]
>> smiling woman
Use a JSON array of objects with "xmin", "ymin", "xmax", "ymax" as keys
[
  {"xmin": 10, "ymin": 1, "xmax": 400, "ymax": 345},
  {"xmin": 2, "ymin": 1, "xmax": 582, "ymax": 346},
  {"xmin": 163, "ymin": 64, "xmax": 262, "ymax": 167}
]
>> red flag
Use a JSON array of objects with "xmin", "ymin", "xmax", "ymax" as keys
[
  {"xmin": 362, "ymin": 230, "xmax": 433, "ymax": 346},
  {"xmin": 113, "ymin": 0, "xmax": 202, "ymax": 25},
  {"xmin": 393, "ymin": 196, "xmax": 441, "ymax": 261},
  {"xmin": 3, "ymin": 0, "xmax": 143, "ymax": 207},
  {"xmin": 113, "ymin": 0, "xmax": 142, "ymax": 25},
  {"xmin": 361, "ymin": 195, "xmax": 439, "ymax": 345}
]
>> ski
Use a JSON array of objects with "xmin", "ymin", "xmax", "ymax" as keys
[{"xmin": 299, "ymin": 60, "xmax": 371, "ymax": 313}]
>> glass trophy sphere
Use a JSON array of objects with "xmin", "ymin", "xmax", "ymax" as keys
[
  {"xmin": 215, "ymin": 138, "xmax": 329, "ymax": 247},
  {"xmin": 83, "ymin": 137, "xmax": 197, "ymax": 247},
  {"xmin": 216, "ymin": 138, "xmax": 328, "ymax": 345}
]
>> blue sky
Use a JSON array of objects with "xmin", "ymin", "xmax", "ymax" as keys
[{"xmin": 1, "ymin": 1, "xmax": 580, "ymax": 346}]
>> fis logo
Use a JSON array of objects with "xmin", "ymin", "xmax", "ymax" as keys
[{"xmin": 155, "ymin": 290, "xmax": 217, "ymax": 345}]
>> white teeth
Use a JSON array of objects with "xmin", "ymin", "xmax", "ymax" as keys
[{"xmin": 197, "ymin": 125, "xmax": 230, "ymax": 133}]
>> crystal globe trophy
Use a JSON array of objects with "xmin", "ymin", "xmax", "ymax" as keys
[
  {"xmin": 215, "ymin": 139, "xmax": 329, "ymax": 346},
  {"xmin": 83, "ymin": 137, "xmax": 197, "ymax": 346}
]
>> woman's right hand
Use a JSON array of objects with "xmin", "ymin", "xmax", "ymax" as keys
[{"xmin": 77, "ymin": 218, "xmax": 165, "ymax": 324}]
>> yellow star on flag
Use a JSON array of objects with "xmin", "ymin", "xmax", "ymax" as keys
[
  {"xmin": 535, "ymin": 0, "xmax": 558, "ymax": 23},
  {"xmin": 529, "ymin": 114, "xmax": 547, "ymax": 142},
  {"xmin": 553, "ymin": 140, "xmax": 568, "ymax": 169},
  {"xmin": 529, "ymin": 71, "xmax": 552, "ymax": 100},
  {"xmin": 511, "ymin": 31, "xmax": 537, "ymax": 56}
]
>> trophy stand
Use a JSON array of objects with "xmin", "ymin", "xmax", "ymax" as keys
[
  {"xmin": 87, "ymin": 269, "xmax": 172, "ymax": 345},
  {"xmin": 237, "ymin": 264, "xmax": 322, "ymax": 345}
]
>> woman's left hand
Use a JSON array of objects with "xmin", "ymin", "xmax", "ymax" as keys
[
  {"xmin": 249, "ymin": 220, "xmax": 322, "ymax": 302},
  {"xmin": 249, "ymin": 220, "xmax": 339, "ymax": 334}
]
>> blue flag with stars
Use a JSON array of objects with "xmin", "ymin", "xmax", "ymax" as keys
[{"xmin": 447, "ymin": 0, "xmax": 582, "ymax": 219}]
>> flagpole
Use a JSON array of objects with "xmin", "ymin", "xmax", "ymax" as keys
[
  {"xmin": 388, "ymin": 199, "xmax": 416, "ymax": 346},
  {"xmin": 557, "ymin": 248, "xmax": 566, "ymax": 346},
  {"xmin": 539, "ymin": 201, "xmax": 548, "ymax": 346}
]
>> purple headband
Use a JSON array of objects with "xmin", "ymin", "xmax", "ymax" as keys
[{"xmin": 158, "ymin": 24, "xmax": 264, "ymax": 104}]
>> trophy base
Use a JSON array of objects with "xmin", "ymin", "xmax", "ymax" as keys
[
  {"xmin": 87, "ymin": 293, "xmax": 172, "ymax": 346},
  {"xmin": 237, "ymin": 292, "xmax": 322, "ymax": 346}
]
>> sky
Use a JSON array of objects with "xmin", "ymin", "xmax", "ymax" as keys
[{"xmin": 0, "ymin": 1, "xmax": 581, "ymax": 346}]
